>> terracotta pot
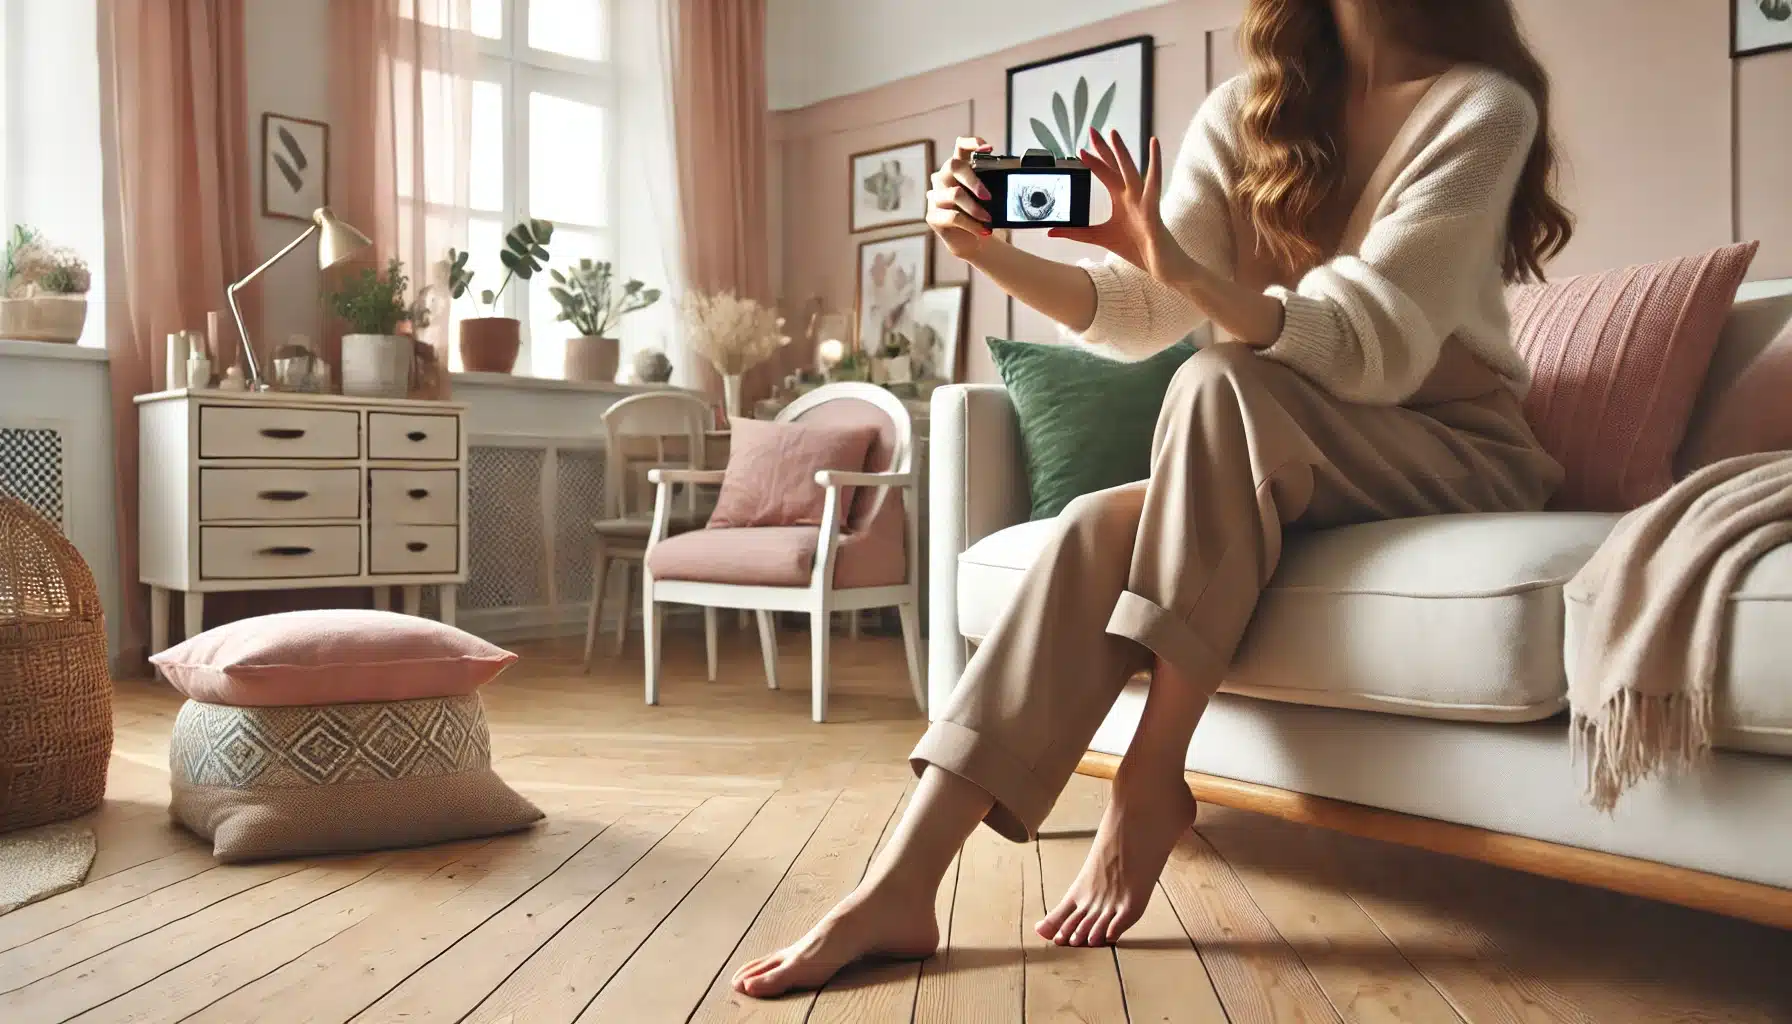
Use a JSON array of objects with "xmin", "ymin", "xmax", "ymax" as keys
[
  {"xmin": 564, "ymin": 335, "xmax": 620, "ymax": 383},
  {"xmin": 459, "ymin": 317, "xmax": 521, "ymax": 373}
]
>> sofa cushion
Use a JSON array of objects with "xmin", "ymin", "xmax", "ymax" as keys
[
  {"xmin": 1565, "ymin": 539, "xmax": 1792, "ymax": 757},
  {"xmin": 958, "ymin": 512, "xmax": 1620, "ymax": 722},
  {"xmin": 1676, "ymin": 282, "xmax": 1792, "ymax": 474}
]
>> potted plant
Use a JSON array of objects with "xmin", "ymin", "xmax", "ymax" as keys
[
  {"xmin": 547, "ymin": 259, "xmax": 661, "ymax": 382},
  {"xmin": 327, "ymin": 256, "xmax": 417, "ymax": 398},
  {"xmin": 446, "ymin": 218, "xmax": 554, "ymax": 374},
  {"xmin": 1, "ymin": 226, "xmax": 91, "ymax": 343}
]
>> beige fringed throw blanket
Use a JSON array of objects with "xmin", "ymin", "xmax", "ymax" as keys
[{"xmin": 1566, "ymin": 452, "xmax": 1792, "ymax": 811}]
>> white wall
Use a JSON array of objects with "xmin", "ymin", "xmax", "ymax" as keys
[{"xmin": 765, "ymin": 0, "xmax": 1174, "ymax": 109}]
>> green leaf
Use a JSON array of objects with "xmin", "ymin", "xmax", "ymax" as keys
[
  {"xmin": 642, "ymin": 288, "xmax": 661, "ymax": 303},
  {"xmin": 514, "ymin": 263, "xmax": 535, "ymax": 280},
  {"xmin": 530, "ymin": 245, "xmax": 549, "ymax": 261},
  {"xmin": 624, "ymin": 280, "xmax": 642, "ymax": 293},
  {"xmin": 499, "ymin": 249, "xmax": 521, "ymax": 271},
  {"xmin": 550, "ymin": 268, "xmax": 566, "ymax": 284},
  {"xmin": 530, "ymin": 218, "xmax": 554, "ymax": 242},
  {"xmin": 1052, "ymin": 93, "xmax": 1071, "ymax": 154},
  {"xmin": 1089, "ymin": 82, "xmax": 1117, "ymax": 137},
  {"xmin": 548, "ymin": 285, "xmax": 573, "ymax": 304},
  {"xmin": 1030, "ymin": 118, "xmax": 1065, "ymax": 158},
  {"xmin": 479, "ymin": 288, "xmax": 495, "ymax": 305},
  {"xmin": 1072, "ymin": 77, "xmax": 1089, "ymax": 145}
]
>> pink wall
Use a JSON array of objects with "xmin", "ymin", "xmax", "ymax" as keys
[{"xmin": 772, "ymin": 0, "xmax": 1792, "ymax": 385}]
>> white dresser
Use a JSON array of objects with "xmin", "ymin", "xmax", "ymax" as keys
[{"xmin": 135, "ymin": 389, "xmax": 467, "ymax": 652}]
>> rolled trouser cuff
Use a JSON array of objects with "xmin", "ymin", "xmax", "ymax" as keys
[
  {"xmin": 1106, "ymin": 591, "xmax": 1226, "ymax": 682},
  {"xmin": 910, "ymin": 718, "xmax": 1055, "ymax": 842}
]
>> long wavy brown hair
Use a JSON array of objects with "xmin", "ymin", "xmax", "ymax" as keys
[{"xmin": 1235, "ymin": 0, "xmax": 1572, "ymax": 283}]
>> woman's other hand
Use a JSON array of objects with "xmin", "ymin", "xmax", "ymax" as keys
[
  {"xmin": 927, "ymin": 137, "xmax": 1000, "ymax": 261},
  {"xmin": 1052, "ymin": 130, "xmax": 1196, "ymax": 287}
]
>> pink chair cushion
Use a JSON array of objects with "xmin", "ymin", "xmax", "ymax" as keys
[
  {"xmin": 1510, "ymin": 241, "xmax": 1758, "ymax": 511},
  {"xmin": 709, "ymin": 417, "xmax": 878, "ymax": 528},
  {"xmin": 150, "ymin": 609, "xmax": 519, "ymax": 707},
  {"xmin": 788, "ymin": 396, "xmax": 900, "ymax": 530},
  {"xmin": 647, "ymin": 523, "xmax": 906, "ymax": 589}
]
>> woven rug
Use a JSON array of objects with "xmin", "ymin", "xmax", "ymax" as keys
[{"xmin": 0, "ymin": 822, "xmax": 96, "ymax": 915}]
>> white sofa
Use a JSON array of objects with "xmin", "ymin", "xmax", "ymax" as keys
[{"xmin": 927, "ymin": 280, "xmax": 1792, "ymax": 925}]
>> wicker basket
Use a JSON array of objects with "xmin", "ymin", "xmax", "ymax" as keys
[{"xmin": 0, "ymin": 495, "xmax": 112, "ymax": 832}]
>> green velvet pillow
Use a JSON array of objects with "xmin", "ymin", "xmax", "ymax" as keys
[{"xmin": 986, "ymin": 336, "xmax": 1198, "ymax": 520}]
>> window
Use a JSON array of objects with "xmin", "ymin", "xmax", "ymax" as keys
[{"xmin": 463, "ymin": 0, "xmax": 616, "ymax": 377}]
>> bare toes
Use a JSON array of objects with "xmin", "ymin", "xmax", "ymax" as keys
[
  {"xmin": 1072, "ymin": 907, "xmax": 1106, "ymax": 947},
  {"xmin": 1055, "ymin": 905, "xmax": 1089, "ymax": 946},
  {"xmin": 1038, "ymin": 897, "xmax": 1077, "ymax": 939},
  {"xmin": 1107, "ymin": 904, "xmax": 1142, "ymax": 943},
  {"xmin": 1087, "ymin": 909, "xmax": 1117, "ymax": 947}
]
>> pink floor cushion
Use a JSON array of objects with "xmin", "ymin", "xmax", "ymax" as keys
[
  {"xmin": 167, "ymin": 694, "xmax": 542, "ymax": 862},
  {"xmin": 151, "ymin": 609, "xmax": 518, "ymax": 707},
  {"xmin": 647, "ymin": 523, "xmax": 905, "ymax": 589}
]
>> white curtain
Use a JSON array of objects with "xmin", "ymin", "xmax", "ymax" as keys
[{"xmin": 613, "ymin": 0, "xmax": 688, "ymax": 386}]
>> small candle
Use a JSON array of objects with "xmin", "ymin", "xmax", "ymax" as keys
[{"xmin": 818, "ymin": 338, "xmax": 845, "ymax": 368}]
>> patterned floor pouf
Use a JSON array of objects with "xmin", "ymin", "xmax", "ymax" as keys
[{"xmin": 169, "ymin": 694, "xmax": 542, "ymax": 863}]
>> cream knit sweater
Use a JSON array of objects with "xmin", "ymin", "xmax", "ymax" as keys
[{"xmin": 1079, "ymin": 66, "xmax": 1539, "ymax": 405}]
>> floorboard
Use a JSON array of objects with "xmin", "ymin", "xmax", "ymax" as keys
[{"xmin": 915, "ymin": 826, "xmax": 1025, "ymax": 1024}]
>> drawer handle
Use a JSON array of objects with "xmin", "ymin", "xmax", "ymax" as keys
[
  {"xmin": 406, "ymin": 430, "xmax": 428, "ymax": 442},
  {"xmin": 259, "ymin": 545, "xmax": 313, "ymax": 557},
  {"xmin": 258, "ymin": 489, "xmax": 309, "ymax": 502},
  {"xmin": 407, "ymin": 488, "xmax": 429, "ymax": 499},
  {"xmin": 260, "ymin": 427, "xmax": 306, "ymax": 440},
  {"xmin": 406, "ymin": 541, "xmax": 429, "ymax": 552}
]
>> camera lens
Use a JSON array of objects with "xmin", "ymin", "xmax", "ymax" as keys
[{"xmin": 1017, "ymin": 184, "xmax": 1056, "ymax": 221}]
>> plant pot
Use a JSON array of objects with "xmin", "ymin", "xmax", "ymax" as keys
[
  {"xmin": 0, "ymin": 295, "xmax": 87, "ymax": 343},
  {"xmin": 341, "ymin": 334, "xmax": 414, "ymax": 398},
  {"xmin": 459, "ymin": 317, "xmax": 521, "ymax": 374},
  {"xmin": 564, "ymin": 335, "xmax": 620, "ymax": 383}
]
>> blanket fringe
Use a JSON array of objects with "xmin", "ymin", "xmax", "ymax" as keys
[{"xmin": 1571, "ymin": 688, "xmax": 1713, "ymax": 813}]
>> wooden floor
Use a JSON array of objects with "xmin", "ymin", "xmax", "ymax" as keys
[{"xmin": 2, "ymin": 625, "xmax": 1788, "ymax": 1023}]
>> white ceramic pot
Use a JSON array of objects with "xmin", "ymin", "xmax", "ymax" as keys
[
  {"xmin": 341, "ymin": 333, "xmax": 413, "ymax": 398},
  {"xmin": 564, "ymin": 335, "xmax": 620, "ymax": 383},
  {"xmin": 0, "ymin": 295, "xmax": 87, "ymax": 343}
]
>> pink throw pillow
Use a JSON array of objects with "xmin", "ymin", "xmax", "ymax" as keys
[
  {"xmin": 709, "ymin": 418, "xmax": 877, "ymax": 528},
  {"xmin": 151, "ymin": 609, "xmax": 518, "ymax": 707},
  {"xmin": 1510, "ymin": 241, "xmax": 1758, "ymax": 511}
]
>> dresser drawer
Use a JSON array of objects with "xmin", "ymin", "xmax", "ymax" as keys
[
  {"xmin": 200, "ymin": 468, "xmax": 361, "ymax": 521},
  {"xmin": 369, "ymin": 412, "xmax": 458, "ymax": 460},
  {"xmin": 200, "ymin": 525, "xmax": 361, "ymax": 579},
  {"xmin": 198, "ymin": 405, "xmax": 360, "ymax": 459},
  {"xmin": 369, "ymin": 469, "xmax": 459, "ymax": 525},
  {"xmin": 370, "ymin": 525, "xmax": 459, "ymax": 575}
]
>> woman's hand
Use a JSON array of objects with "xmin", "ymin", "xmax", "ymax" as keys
[
  {"xmin": 1052, "ymin": 130, "xmax": 1196, "ymax": 286},
  {"xmin": 927, "ymin": 137, "xmax": 1000, "ymax": 261}
]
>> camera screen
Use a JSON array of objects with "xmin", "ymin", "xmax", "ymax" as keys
[{"xmin": 1005, "ymin": 173, "xmax": 1071, "ymax": 224}]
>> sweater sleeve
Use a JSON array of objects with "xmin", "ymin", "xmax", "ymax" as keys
[
  {"xmin": 1076, "ymin": 78, "xmax": 1245, "ymax": 360},
  {"xmin": 1259, "ymin": 78, "xmax": 1539, "ymax": 404}
]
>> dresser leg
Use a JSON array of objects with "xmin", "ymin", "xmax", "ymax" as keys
[
  {"xmin": 438, "ymin": 585, "xmax": 457, "ymax": 627},
  {"xmin": 150, "ymin": 586, "xmax": 169, "ymax": 654},
  {"xmin": 371, "ymin": 586, "xmax": 391, "ymax": 612},
  {"xmin": 403, "ymin": 585, "xmax": 423, "ymax": 617},
  {"xmin": 183, "ymin": 591, "xmax": 205, "ymax": 640}
]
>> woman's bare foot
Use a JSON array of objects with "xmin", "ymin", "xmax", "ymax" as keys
[
  {"xmin": 731, "ymin": 882, "xmax": 940, "ymax": 999},
  {"xmin": 1037, "ymin": 767, "xmax": 1197, "ymax": 946}
]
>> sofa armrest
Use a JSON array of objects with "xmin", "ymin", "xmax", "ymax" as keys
[{"xmin": 928, "ymin": 384, "xmax": 1030, "ymax": 717}]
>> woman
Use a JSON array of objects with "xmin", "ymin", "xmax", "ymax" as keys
[{"xmin": 735, "ymin": 0, "xmax": 1571, "ymax": 997}]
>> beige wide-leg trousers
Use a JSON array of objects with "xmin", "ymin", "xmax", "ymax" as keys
[{"xmin": 912, "ymin": 343, "xmax": 1563, "ymax": 841}]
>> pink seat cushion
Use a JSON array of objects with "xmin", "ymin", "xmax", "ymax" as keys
[
  {"xmin": 1510, "ymin": 241, "xmax": 1757, "ymax": 511},
  {"xmin": 709, "ymin": 418, "xmax": 878, "ymax": 528},
  {"xmin": 151, "ymin": 609, "xmax": 519, "ymax": 707},
  {"xmin": 647, "ymin": 522, "xmax": 906, "ymax": 589}
]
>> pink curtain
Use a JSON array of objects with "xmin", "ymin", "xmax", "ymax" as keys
[
  {"xmin": 329, "ymin": 0, "xmax": 475, "ymax": 396},
  {"xmin": 668, "ymin": 0, "xmax": 775, "ymax": 401},
  {"xmin": 100, "ymin": 0, "xmax": 258, "ymax": 669}
]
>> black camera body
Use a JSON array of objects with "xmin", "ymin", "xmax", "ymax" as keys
[{"xmin": 971, "ymin": 149, "xmax": 1092, "ymax": 229}]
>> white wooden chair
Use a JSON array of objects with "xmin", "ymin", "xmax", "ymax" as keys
[
  {"xmin": 641, "ymin": 383, "xmax": 924, "ymax": 722},
  {"xmin": 581, "ymin": 390, "xmax": 719, "ymax": 675}
]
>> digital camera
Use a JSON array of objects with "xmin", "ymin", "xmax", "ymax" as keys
[{"xmin": 970, "ymin": 149, "xmax": 1092, "ymax": 229}]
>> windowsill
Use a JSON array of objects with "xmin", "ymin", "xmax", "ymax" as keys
[
  {"xmin": 0, "ymin": 339, "xmax": 109, "ymax": 363},
  {"xmin": 451, "ymin": 371, "xmax": 702, "ymax": 397}
]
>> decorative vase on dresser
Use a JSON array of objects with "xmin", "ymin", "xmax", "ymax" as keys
[{"xmin": 135, "ymin": 388, "xmax": 468, "ymax": 651}]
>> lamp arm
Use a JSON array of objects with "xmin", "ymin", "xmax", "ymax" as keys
[{"xmin": 227, "ymin": 221, "xmax": 318, "ymax": 389}]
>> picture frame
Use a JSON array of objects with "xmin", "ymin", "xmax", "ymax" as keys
[
  {"xmin": 849, "ymin": 139, "xmax": 934, "ymax": 233},
  {"xmin": 912, "ymin": 283, "xmax": 969, "ymax": 383},
  {"xmin": 854, "ymin": 231, "xmax": 933, "ymax": 356},
  {"xmin": 1733, "ymin": 0, "xmax": 1792, "ymax": 57},
  {"xmin": 261, "ymin": 112, "xmax": 330, "ymax": 222},
  {"xmin": 1006, "ymin": 36, "xmax": 1154, "ymax": 161}
]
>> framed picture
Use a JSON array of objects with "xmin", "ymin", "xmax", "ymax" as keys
[
  {"xmin": 912, "ymin": 284, "xmax": 969, "ymax": 382},
  {"xmin": 855, "ymin": 232, "xmax": 932, "ymax": 355},
  {"xmin": 1734, "ymin": 0, "xmax": 1792, "ymax": 57},
  {"xmin": 850, "ymin": 139, "xmax": 934, "ymax": 233},
  {"xmin": 261, "ymin": 113, "xmax": 330, "ymax": 221},
  {"xmin": 1007, "ymin": 36, "xmax": 1153, "ymax": 161}
]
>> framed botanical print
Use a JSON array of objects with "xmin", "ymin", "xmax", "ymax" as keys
[
  {"xmin": 1007, "ymin": 36, "xmax": 1153, "ymax": 160},
  {"xmin": 912, "ymin": 284, "xmax": 969, "ymax": 382},
  {"xmin": 850, "ymin": 139, "xmax": 934, "ymax": 233},
  {"xmin": 1734, "ymin": 0, "xmax": 1792, "ymax": 57},
  {"xmin": 261, "ymin": 113, "xmax": 330, "ymax": 221},
  {"xmin": 855, "ymin": 232, "xmax": 932, "ymax": 354}
]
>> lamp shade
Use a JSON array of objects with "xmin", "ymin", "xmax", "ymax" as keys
[{"xmin": 312, "ymin": 207, "xmax": 372, "ymax": 269}]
